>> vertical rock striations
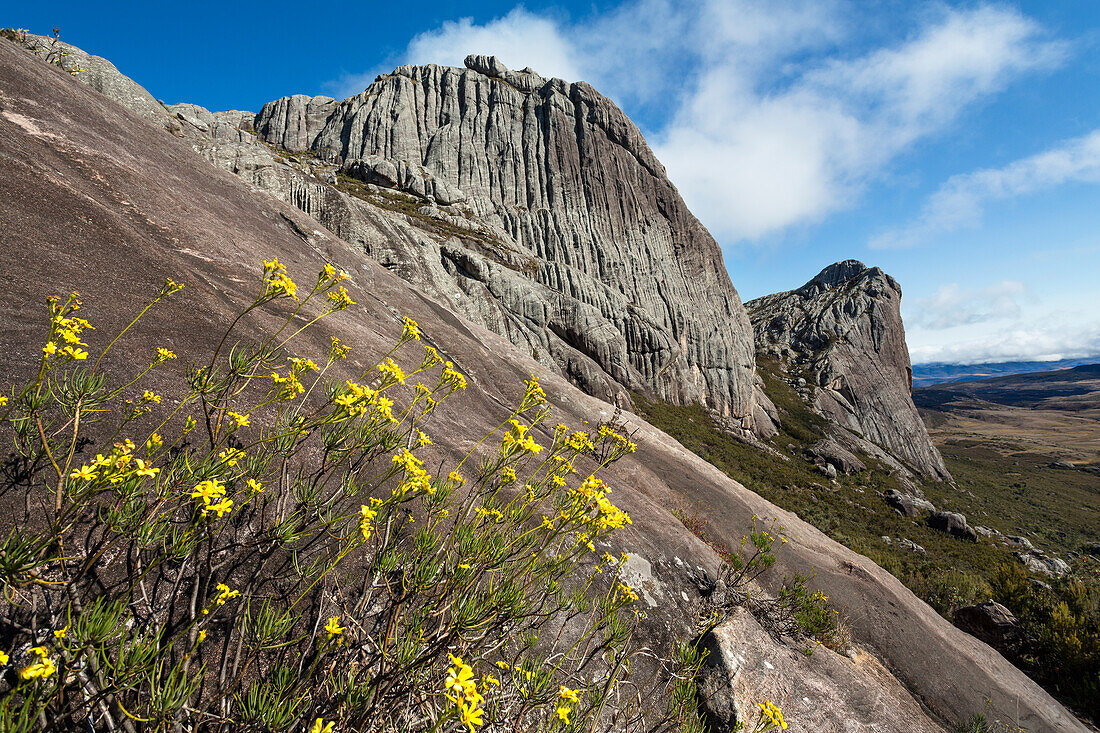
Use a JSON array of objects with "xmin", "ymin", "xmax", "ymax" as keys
[
  {"xmin": 748, "ymin": 261, "xmax": 951, "ymax": 481},
  {"xmin": 252, "ymin": 55, "xmax": 758, "ymax": 422}
]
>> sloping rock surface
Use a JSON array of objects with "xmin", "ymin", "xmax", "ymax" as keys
[
  {"xmin": 749, "ymin": 261, "xmax": 951, "ymax": 480},
  {"xmin": 251, "ymin": 54, "xmax": 758, "ymax": 423},
  {"xmin": 0, "ymin": 38, "xmax": 1089, "ymax": 732}
]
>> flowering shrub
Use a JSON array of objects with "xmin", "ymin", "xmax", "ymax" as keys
[{"xmin": 0, "ymin": 261, "xmax": 705, "ymax": 731}]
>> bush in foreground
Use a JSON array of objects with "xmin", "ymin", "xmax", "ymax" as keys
[{"xmin": 0, "ymin": 261, "xmax": 706, "ymax": 732}]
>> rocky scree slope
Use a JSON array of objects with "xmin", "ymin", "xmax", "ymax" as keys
[
  {"xmin": 749, "ymin": 260, "xmax": 951, "ymax": 482},
  {"xmin": 0, "ymin": 35, "xmax": 1090, "ymax": 731}
]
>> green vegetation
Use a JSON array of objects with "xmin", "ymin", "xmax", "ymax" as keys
[
  {"xmin": 334, "ymin": 173, "xmax": 502, "ymax": 250},
  {"xmin": 991, "ymin": 562, "xmax": 1099, "ymax": 721},
  {"xmin": 633, "ymin": 357, "xmax": 1099, "ymax": 722},
  {"xmin": 0, "ymin": 261, "xmax": 707, "ymax": 731}
]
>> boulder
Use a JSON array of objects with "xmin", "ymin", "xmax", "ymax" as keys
[
  {"xmin": 885, "ymin": 489, "xmax": 936, "ymax": 518},
  {"xmin": 954, "ymin": 601, "xmax": 1023, "ymax": 652},
  {"xmin": 804, "ymin": 438, "xmax": 866, "ymax": 474},
  {"xmin": 928, "ymin": 511, "xmax": 978, "ymax": 542},
  {"xmin": 1015, "ymin": 551, "xmax": 1070, "ymax": 577},
  {"xmin": 696, "ymin": 608, "xmax": 944, "ymax": 732}
]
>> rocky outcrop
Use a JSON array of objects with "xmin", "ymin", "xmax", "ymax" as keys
[
  {"xmin": 698, "ymin": 608, "xmax": 943, "ymax": 732},
  {"xmin": 885, "ymin": 489, "xmax": 936, "ymax": 517},
  {"xmin": 928, "ymin": 511, "xmax": 978, "ymax": 542},
  {"xmin": 749, "ymin": 261, "xmax": 951, "ymax": 480},
  {"xmin": 249, "ymin": 54, "xmax": 759, "ymax": 423}
]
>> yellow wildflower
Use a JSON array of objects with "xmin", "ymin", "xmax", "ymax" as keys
[
  {"xmin": 324, "ymin": 616, "xmax": 345, "ymax": 639},
  {"xmin": 327, "ymin": 286, "xmax": 355, "ymax": 310},
  {"xmin": 69, "ymin": 465, "xmax": 97, "ymax": 482},
  {"xmin": 247, "ymin": 479, "xmax": 264, "ymax": 495},
  {"xmin": 0, "ymin": 651, "xmax": 8, "ymax": 665},
  {"xmin": 309, "ymin": 719, "xmax": 335, "ymax": 733},
  {"xmin": 43, "ymin": 342, "xmax": 57, "ymax": 356},
  {"xmin": 758, "ymin": 700, "xmax": 787, "ymax": 730},
  {"xmin": 228, "ymin": 411, "xmax": 250, "ymax": 428},
  {"xmin": 401, "ymin": 316, "xmax": 421, "ymax": 342}
]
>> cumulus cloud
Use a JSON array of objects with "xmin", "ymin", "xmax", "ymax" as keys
[
  {"xmin": 402, "ymin": 7, "xmax": 583, "ymax": 81},
  {"xmin": 872, "ymin": 129, "xmax": 1100, "ymax": 248},
  {"xmin": 907, "ymin": 280, "xmax": 1029, "ymax": 330},
  {"xmin": 654, "ymin": 2, "xmax": 1066, "ymax": 240}
]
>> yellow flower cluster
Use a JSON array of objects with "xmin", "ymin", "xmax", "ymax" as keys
[
  {"xmin": 571, "ymin": 475, "xmax": 632, "ymax": 531},
  {"xmin": 500, "ymin": 420, "xmax": 542, "ymax": 456},
  {"xmin": 330, "ymin": 336, "xmax": 350, "ymax": 360},
  {"xmin": 153, "ymin": 346, "xmax": 176, "ymax": 365},
  {"xmin": 270, "ymin": 370, "xmax": 304, "ymax": 401},
  {"xmin": 335, "ymin": 380, "xmax": 378, "ymax": 417},
  {"xmin": 378, "ymin": 359, "xmax": 406, "ymax": 388},
  {"xmin": 324, "ymin": 616, "xmax": 345, "ymax": 640},
  {"xmin": 441, "ymin": 361, "xmax": 466, "ymax": 393},
  {"xmin": 617, "ymin": 583, "xmax": 640, "ymax": 604},
  {"xmin": 758, "ymin": 700, "xmax": 787, "ymax": 730},
  {"xmin": 326, "ymin": 286, "xmax": 355, "ymax": 310},
  {"xmin": 190, "ymin": 478, "xmax": 233, "ymax": 518},
  {"xmin": 445, "ymin": 654, "xmax": 485, "ymax": 733},
  {"xmin": 262, "ymin": 257, "xmax": 298, "ymax": 300},
  {"xmin": 73, "ymin": 439, "xmax": 161, "ymax": 485},
  {"xmin": 519, "ymin": 376, "xmax": 547, "ymax": 411},
  {"xmin": 44, "ymin": 293, "xmax": 93, "ymax": 362},
  {"xmin": 597, "ymin": 424, "xmax": 637, "ymax": 454},
  {"xmin": 18, "ymin": 646, "xmax": 56, "ymax": 680},
  {"xmin": 556, "ymin": 686, "xmax": 580, "ymax": 724},
  {"xmin": 401, "ymin": 316, "xmax": 421, "ymax": 343},
  {"xmin": 564, "ymin": 430, "xmax": 595, "ymax": 453},
  {"xmin": 392, "ymin": 449, "xmax": 433, "ymax": 496},
  {"xmin": 227, "ymin": 411, "xmax": 250, "ymax": 428},
  {"xmin": 359, "ymin": 501, "xmax": 379, "ymax": 540},
  {"xmin": 213, "ymin": 583, "xmax": 239, "ymax": 606}
]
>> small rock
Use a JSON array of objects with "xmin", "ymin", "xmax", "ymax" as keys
[
  {"xmin": 1050, "ymin": 460, "xmax": 1076, "ymax": 470},
  {"xmin": 897, "ymin": 538, "xmax": 926, "ymax": 554}
]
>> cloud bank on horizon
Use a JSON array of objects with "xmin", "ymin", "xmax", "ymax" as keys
[{"xmin": 329, "ymin": 0, "xmax": 1099, "ymax": 366}]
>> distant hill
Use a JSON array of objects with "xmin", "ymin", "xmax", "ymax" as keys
[
  {"xmin": 912, "ymin": 357, "xmax": 1100, "ymax": 388},
  {"xmin": 914, "ymin": 363, "xmax": 1100, "ymax": 412}
]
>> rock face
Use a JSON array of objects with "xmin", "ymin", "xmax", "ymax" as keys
[
  {"xmin": 749, "ymin": 261, "xmax": 951, "ymax": 480},
  {"xmin": 250, "ymin": 54, "xmax": 759, "ymax": 423},
  {"xmin": 2, "ymin": 36, "xmax": 1091, "ymax": 733},
  {"xmin": 698, "ymin": 608, "xmax": 943, "ymax": 732}
]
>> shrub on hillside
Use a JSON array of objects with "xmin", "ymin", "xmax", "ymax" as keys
[{"xmin": 0, "ymin": 261, "xmax": 706, "ymax": 732}]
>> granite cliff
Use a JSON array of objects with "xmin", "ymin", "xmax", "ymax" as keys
[
  {"xmin": 242, "ymin": 54, "xmax": 760, "ymax": 427},
  {"xmin": 748, "ymin": 261, "xmax": 951, "ymax": 482}
]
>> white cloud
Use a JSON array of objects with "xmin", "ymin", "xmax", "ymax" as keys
[
  {"xmin": 907, "ymin": 280, "xmax": 1029, "ymax": 330},
  {"xmin": 655, "ymin": 2, "xmax": 1066, "ymax": 240},
  {"xmin": 873, "ymin": 129, "xmax": 1100, "ymax": 248},
  {"xmin": 405, "ymin": 7, "xmax": 581, "ymax": 82},
  {"xmin": 907, "ymin": 320, "xmax": 1100, "ymax": 364}
]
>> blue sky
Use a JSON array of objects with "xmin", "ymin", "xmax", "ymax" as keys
[{"xmin": 9, "ymin": 1, "xmax": 1100, "ymax": 364}]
